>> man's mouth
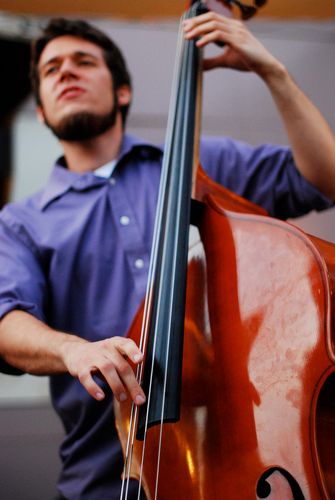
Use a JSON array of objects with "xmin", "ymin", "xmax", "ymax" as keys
[{"xmin": 58, "ymin": 86, "xmax": 86, "ymax": 101}]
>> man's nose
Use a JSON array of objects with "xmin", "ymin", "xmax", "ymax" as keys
[{"xmin": 59, "ymin": 59, "xmax": 78, "ymax": 80}]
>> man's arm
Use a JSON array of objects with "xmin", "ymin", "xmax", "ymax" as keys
[
  {"xmin": 183, "ymin": 12, "xmax": 335, "ymax": 200},
  {"xmin": 0, "ymin": 310, "xmax": 146, "ymax": 405}
]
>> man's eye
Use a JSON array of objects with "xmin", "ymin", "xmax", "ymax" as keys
[
  {"xmin": 45, "ymin": 66, "xmax": 58, "ymax": 76},
  {"xmin": 79, "ymin": 60, "xmax": 94, "ymax": 66}
]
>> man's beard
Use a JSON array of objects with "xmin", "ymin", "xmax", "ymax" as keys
[{"xmin": 43, "ymin": 103, "xmax": 118, "ymax": 141}]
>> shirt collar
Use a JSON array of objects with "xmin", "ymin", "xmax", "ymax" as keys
[
  {"xmin": 37, "ymin": 134, "xmax": 163, "ymax": 210},
  {"xmin": 94, "ymin": 160, "xmax": 117, "ymax": 179}
]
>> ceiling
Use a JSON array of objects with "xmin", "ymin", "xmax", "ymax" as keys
[{"xmin": 0, "ymin": 0, "xmax": 334, "ymax": 20}]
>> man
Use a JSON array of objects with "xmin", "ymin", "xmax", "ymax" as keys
[{"xmin": 0, "ymin": 13, "xmax": 334, "ymax": 499}]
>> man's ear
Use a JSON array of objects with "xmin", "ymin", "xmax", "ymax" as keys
[
  {"xmin": 36, "ymin": 105, "xmax": 46, "ymax": 124},
  {"xmin": 116, "ymin": 85, "xmax": 132, "ymax": 107}
]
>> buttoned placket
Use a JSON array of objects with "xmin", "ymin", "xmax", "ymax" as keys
[{"xmin": 108, "ymin": 174, "xmax": 150, "ymax": 298}]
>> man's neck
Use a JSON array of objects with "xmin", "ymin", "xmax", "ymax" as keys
[{"xmin": 60, "ymin": 115, "xmax": 124, "ymax": 173}]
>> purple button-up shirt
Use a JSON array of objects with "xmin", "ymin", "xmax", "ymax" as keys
[{"xmin": 0, "ymin": 134, "xmax": 332, "ymax": 498}]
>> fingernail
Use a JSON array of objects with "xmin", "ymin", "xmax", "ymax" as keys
[
  {"xmin": 133, "ymin": 353, "xmax": 143, "ymax": 363},
  {"xmin": 135, "ymin": 394, "xmax": 146, "ymax": 405},
  {"xmin": 96, "ymin": 391, "xmax": 104, "ymax": 400},
  {"xmin": 119, "ymin": 392, "xmax": 127, "ymax": 402}
]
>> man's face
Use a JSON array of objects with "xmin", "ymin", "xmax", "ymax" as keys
[{"xmin": 37, "ymin": 35, "xmax": 128, "ymax": 140}]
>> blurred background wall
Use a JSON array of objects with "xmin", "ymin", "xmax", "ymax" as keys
[{"xmin": 0, "ymin": 4, "xmax": 334, "ymax": 498}]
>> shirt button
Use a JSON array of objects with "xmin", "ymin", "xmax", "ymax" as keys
[
  {"xmin": 120, "ymin": 215, "xmax": 130, "ymax": 226},
  {"xmin": 109, "ymin": 178, "xmax": 116, "ymax": 186},
  {"xmin": 134, "ymin": 258, "xmax": 144, "ymax": 269}
]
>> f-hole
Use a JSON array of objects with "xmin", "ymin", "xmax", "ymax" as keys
[{"xmin": 256, "ymin": 467, "xmax": 305, "ymax": 499}]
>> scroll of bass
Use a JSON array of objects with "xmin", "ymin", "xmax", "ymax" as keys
[{"xmin": 115, "ymin": 1, "xmax": 335, "ymax": 498}]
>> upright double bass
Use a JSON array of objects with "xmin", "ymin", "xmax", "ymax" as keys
[{"xmin": 115, "ymin": 1, "xmax": 335, "ymax": 498}]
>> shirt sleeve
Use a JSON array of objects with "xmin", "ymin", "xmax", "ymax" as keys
[
  {"xmin": 0, "ymin": 215, "xmax": 47, "ymax": 321},
  {"xmin": 200, "ymin": 136, "xmax": 334, "ymax": 219},
  {"xmin": 0, "ymin": 213, "xmax": 48, "ymax": 374}
]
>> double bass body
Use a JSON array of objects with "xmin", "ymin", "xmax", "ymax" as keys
[{"xmin": 117, "ymin": 169, "xmax": 335, "ymax": 498}]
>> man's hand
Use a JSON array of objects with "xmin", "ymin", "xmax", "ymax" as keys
[
  {"xmin": 0, "ymin": 310, "xmax": 146, "ymax": 405},
  {"xmin": 183, "ymin": 12, "xmax": 283, "ymax": 80},
  {"xmin": 62, "ymin": 336, "xmax": 146, "ymax": 405},
  {"xmin": 183, "ymin": 10, "xmax": 335, "ymax": 202}
]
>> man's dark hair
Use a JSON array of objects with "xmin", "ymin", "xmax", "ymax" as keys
[{"xmin": 30, "ymin": 18, "xmax": 132, "ymax": 124}]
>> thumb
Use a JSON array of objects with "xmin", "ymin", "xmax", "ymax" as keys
[{"xmin": 203, "ymin": 54, "xmax": 229, "ymax": 71}]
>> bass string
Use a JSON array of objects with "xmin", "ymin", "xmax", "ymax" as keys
[
  {"xmin": 137, "ymin": 15, "xmax": 191, "ymax": 499},
  {"xmin": 119, "ymin": 14, "xmax": 186, "ymax": 497},
  {"xmin": 121, "ymin": 3, "xmax": 199, "ymax": 498}
]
